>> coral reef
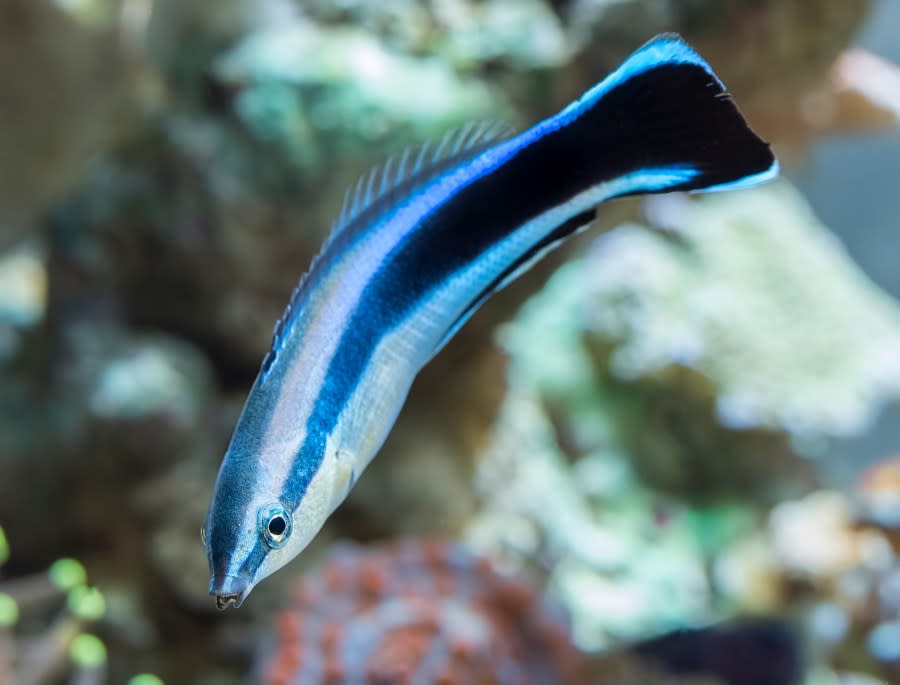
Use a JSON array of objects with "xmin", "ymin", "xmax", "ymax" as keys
[
  {"xmin": 466, "ymin": 181, "xmax": 900, "ymax": 650},
  {"xmin": 0, "ymin": 317, "xmax": 220, "ymax": 563},
  {"xmin": 253, "ymin": 539, "xmax": 806, "ymax": 685},
  {"xmin": 492, "ymin": 182, "xmax": 900, "ymax": 500},
  {"xmin": 468, "ymin": 379, "xmax": 755, "ymax": 649},
  {"xmin": 858, "ymin": 456, "xmax": 900, "ymax": 530},
  {"xmin": 816, "ymin": 49, "xmax": 900, "ymax": 133},
  {"xmin": 255, "ymin": 540, "xmax": 586, "ymax": 685},
  {"xmin": 715, "ymin": 480, "xmax": 900, "ymax": 683},
  {"xmin": 583, "ymin": 184, "xmax": 900, "ymax": 444}
]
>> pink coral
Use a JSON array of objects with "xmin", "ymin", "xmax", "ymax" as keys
[{"xmin": 258, "ymin": 539, "xmax": 585, "ymax": 685}]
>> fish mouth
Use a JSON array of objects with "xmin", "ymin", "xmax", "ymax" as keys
[
  {"xmin": 209, "ymin": 573, "xmax": 251, "ymax": 610},
  {"xmin": 215, "ymin": 593, "xmax": 244, "ymax": 610}
]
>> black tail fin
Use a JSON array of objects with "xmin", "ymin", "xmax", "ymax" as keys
[{"xmin": 542, "ymin": 33, "xmax": 778, "ymax": 197}]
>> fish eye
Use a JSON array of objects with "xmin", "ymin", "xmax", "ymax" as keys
[
  {"xmin": 259, "ymin": 504, "xmax": 291, "ymax": 549},
  {"xmin": 268, "ymin": 516, "xmax": 286, "ymax": 536}
]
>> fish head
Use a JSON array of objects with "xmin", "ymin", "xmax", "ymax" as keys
[{"xmin": 203, "ymin": 426, "xmax": 358, "ymax": 609}]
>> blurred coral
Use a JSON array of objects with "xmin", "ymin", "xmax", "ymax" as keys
[
  {"xmin": 715, "ymin": 482, "xmax": 900, "ymax": 683},
  {"xmin": 255, "ymin": 539, "xmax": 586, "ymax": 685},
  {"xmin": 587, "ymin": 183, "xmax": 900, "ymax": 445},
  {"xmin": 466, "ymin": 180, "xmax": 900, "ymax": 651},
  {"xmin": 857, "ymin": 455, "xmax": 900, "ymax": 530},
  {"xmin": 818, "ymin": 49, "xmax": 900, "ymax": 133}
]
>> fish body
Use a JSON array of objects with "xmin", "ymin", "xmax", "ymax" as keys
[{"xmin": 205, "ymin": 34, "xmax": 778, "ymax": 608}]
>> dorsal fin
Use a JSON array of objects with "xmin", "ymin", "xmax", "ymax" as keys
[
  {"xmin": 328, "ymin": 120, "xmax": 514, "ymax": 250},
  {"xmin": 260, "ymin": 120, "xmax": 516, "ymax": 376}
]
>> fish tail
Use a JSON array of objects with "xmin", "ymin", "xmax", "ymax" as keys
[{"xmin": 549, "ymin": 33, "xmax": 778, "ymax": 197}]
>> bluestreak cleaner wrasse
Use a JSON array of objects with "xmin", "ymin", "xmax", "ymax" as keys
[{"xmin": 204, "ymin": 33, "xmax": 778, "ymax": 608}]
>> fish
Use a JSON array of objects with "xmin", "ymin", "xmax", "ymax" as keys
[{"xmin": 204, "ymin": 33, "xmax": 778, "ymax": 609}]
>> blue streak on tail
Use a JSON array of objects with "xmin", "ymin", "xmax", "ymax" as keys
[
  {"xmin": 613, "ymin": 165, "xmax": 702, "ymax": 193},
  {"xmin": 559, "ymin": 34, "xmax": 724, "ymax": 122},
  {"xmin": 696, "ymin": 159, "xmax": 781, "ymax": 193}
]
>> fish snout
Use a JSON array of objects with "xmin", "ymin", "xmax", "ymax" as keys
[{"xmin": 209, "ymin": 573, "xmax": 251, "ymax": 610}]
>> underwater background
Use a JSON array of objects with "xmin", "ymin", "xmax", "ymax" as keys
[{"xmin": 1, "ymin": 0, "xmax": 899, "ymax": 684}]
